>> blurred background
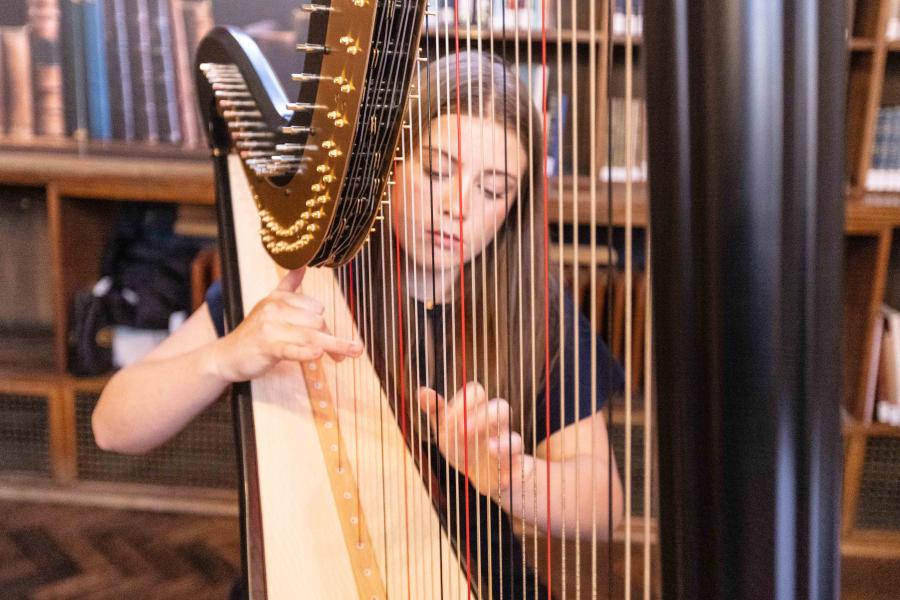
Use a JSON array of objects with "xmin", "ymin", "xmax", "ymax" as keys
[{"xmin": 0, "ymin": 0, "xmax": 898, "ymax": 597}]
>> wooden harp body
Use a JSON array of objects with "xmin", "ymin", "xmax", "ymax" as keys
[{"xmin": 215, "ymin": 153, "xmax": 467, "ymax": 598}]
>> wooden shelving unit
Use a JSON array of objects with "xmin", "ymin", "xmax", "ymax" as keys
[
  {"xmin": 0, "ymin": 0, "xmax": 896, "ymax": 550},
  {"xmin": 842, "ymin": 0, "xmax": 900, "ymax": 556},
  {"xmin": 0, "ymin": 150, "xmax": 233, "ymax": 513}
]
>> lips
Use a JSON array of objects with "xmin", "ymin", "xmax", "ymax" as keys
[{"xmin": 429, "ymin": 230, "xmax": 461, "ymax": 247}]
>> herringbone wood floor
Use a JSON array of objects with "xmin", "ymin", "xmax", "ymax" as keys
[
  {"xmin": 1, "ymin": 498, "xmax": 898, "ymax": 599},
  {"xmin": 0, "ymin": 500, "xmax": 240, "ymax": 600}
]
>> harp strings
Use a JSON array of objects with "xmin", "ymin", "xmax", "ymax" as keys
[
  {"xmin": 624, "ymin": 0, "xmax": 635, "ymax": 592},
  {"xmin": 333, "ymin": 0, "xmax": 655, "ymax": 596}
]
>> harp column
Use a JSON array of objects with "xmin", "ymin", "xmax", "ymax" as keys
[{"xmin": 644, "ymin": 1, "xmax": 845, "ymax": 599}]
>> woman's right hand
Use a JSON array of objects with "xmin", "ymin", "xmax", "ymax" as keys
[{"xmin": 210, "ymin": 269, "xmax": 364, "ymax": 382}]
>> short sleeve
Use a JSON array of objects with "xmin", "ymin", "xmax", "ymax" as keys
[
  {"xmin": 205, "ymin": 280, "xmax": 226, "ymax": 338},
  {"xmin": 536, "ymin": 293, "xmax": 624, "ymax": 441}
]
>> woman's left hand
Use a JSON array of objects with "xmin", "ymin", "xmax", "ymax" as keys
[{"xmin": 418, "ymin": 382, "xmax": 535, "ymax": 500}]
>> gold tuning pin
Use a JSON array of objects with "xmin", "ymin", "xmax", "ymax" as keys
[
  {"xmin": 282, "ymin": 125, "xmax": 315, "ymax": 135},
  {"xmin": 296, "ymin": 43, "xmax": 328, "ymax": 53},
  {"xmin": 287, "ymin": 102, "xmax": 327, "ymax": 112},
  {"xmin": 317, "ymin": 164, "xmax": 331, "ymax": 173},
  {"xmin": 321, "ymin": 140, "xmax": 336, "ymax": 150},
  {"xmin": 301, "ymin": 3, "xmax": 334, "ymax": 12}
]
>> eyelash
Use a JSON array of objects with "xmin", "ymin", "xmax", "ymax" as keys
[{"xmin": 425, "ymin": 168, "xmax": 509, "ymax": 200}]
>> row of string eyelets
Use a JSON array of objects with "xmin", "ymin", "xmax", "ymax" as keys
[
  {"xmin": 284, "ymin": 20, "xmax": 365, "ymax": 255},
  {"xmin": 200, "ymin": 62, "xmax": 322, "ymax": 255}
]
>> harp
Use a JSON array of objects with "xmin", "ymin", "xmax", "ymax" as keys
[{"xmin": 195, "ymin": 0, "xmax": 845, "ymax": 598}]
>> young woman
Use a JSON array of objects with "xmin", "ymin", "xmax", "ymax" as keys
[
  {"xmin": 93, "ymin": 50, "xmax": 623, "ymax": 599},
  {"xmin": 354, "ymin": 50, "xmax": 625, "ymax": 598}
]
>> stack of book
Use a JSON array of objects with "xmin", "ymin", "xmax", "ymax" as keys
[
  {"xmin": 515, "ymin": 62, "xmax": 571, "ymax": 177},
  {"xmin": 612, "ymin": 0, "xmax": 643, "ymax": 37},
  {"xmin": 877, "ymin": 305, "xmax": 900, "ymax": 426},
  {"xmin": 428, "ymin": 0, "xmax": 644, "ymax": 35},
  {"xmin": 888, "ymin": 0, "xmax": 900, "ymax": 41},
  {"xmin": 0, "ymin": 0, "xmax": 304, "ymax": 152},
  {"xmin": 603, "ymin": 96, "xmax": 647, "ymax": 182},
  {"xmin": 867, "ymin": 106, "xmax": 900, "ymax": 192},
  {"xmin": 0, "ymin": 0, "xmax": 215, "ymax": 146},
  {"xmin": 429, "ymin": 0, "xmax": 551, "ymax": 33}
]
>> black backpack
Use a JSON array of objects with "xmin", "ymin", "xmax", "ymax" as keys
[{"xmin": 68, "ymin": 204, "xmax": 211, "ymax": 376}]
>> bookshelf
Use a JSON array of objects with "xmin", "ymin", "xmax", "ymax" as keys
[
  {"xmin": 841, "ymin": 0, "xmax": 900, "ymax": 557},
  {"xmin": 0, "ymin": 0, "xmax": 896, "ymax": 550}
]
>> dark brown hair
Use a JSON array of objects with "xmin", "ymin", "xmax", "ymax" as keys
[{"xmin": 359, "ymin": 51, "xmax": 560, "ymax": 447}]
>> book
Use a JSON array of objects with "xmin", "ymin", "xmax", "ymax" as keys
[
  {"xmin": 603, "ymin": 96, "xmax": 647, "ymax": 182},
  {"xmin": 868, "ymin": 106, "xmax": 900, "ymax": 191},
  {"xmin": 149, "ymin": 0, "xmax": 180, "ymax": 144},
  {"xmin": 1, "ymin": 25, "xmax": 34, "ymax": 139},
  {"xmin": 877, "ymin": 305, "xmax": 900, "ymax": 425},
  {"xmin": 181, "ymin": 0, "xmax": 213, "ymax": 61},
  {"xmin": 60, "ymin": 0, "xmax": 88, "ymax": 140},
  {"xmin": 105, "ymin": 0, "xmax": 135, "ymax": 140},
  {"xmin": 82, "ymin": 0, "xmax": 112, "ymax": 139},
  {"xmin": 168, "ymin": 0, "xmax": 199, "ymax": 147},
  {"xmin": 889, "ymin": 0, "xmax": 900, "ymax": 41},
  {"xmin": 128, "ymin": 0, "xmax": 159, "ymax": 142},
  {"xmin": 0, "ymin": 32, "xmax": 5, "ymax": 136},
  {"xmin": 546, "ymin": 92, "xmax": 568, "ymax": 177},
  {"xmin": 613, "ymin": 0, "xmax": 643, "ymax": 37},
  {"xmin": 28, "ymin": 0, "xmax": 65, "ymax": 137}
]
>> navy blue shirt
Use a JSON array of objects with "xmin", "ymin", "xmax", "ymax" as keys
[
  {"xmin": 412, "ymin": 294, "xmax": 622, "ymax": 599},
  {"xmin": 205, "ymin": 281, "xmax": 623, "ymax": 598}
]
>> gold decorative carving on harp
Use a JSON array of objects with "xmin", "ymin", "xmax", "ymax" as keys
[{"xmin": 195, "ymin": 0, "xmax": 845, "ymax": 598}]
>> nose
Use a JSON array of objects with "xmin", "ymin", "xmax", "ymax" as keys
[{"xmin": 439, "ymin": 173, "xmax": 473, "ymax": 220}]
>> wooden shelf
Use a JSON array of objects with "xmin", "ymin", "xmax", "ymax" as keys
[
  {"xmin": 851, "ymin": 37, "xmax": 878, "ymax": 51},
  {"xmin": 422, "ymin": 26, "xmax": 641, "ymax": 46},
  {"xmin": 846, "ymin": 191, "xmax": 900, "ymax": 231},
  {"xmin": 844, "ymin": 413, "xmax": 900, "ymax": 438},
  {"xmin": 0, "ymin": 329, "xmax": 56, "ymax": 373},
  {"xmin": 0, "ymin": 137, "xmax": 208, "ymax": 160},
  {"xmin": 548, "ymin": 176, "xmax": 649, "ymax": 227},
  {"xmin": 0, "ymin": 151, "xmax": 214, "ymax": 204}
]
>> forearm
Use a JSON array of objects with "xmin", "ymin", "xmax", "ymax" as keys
[
  {"xmin": 498, "ymin": 455, "xmax": 623, "ymax": 539},
  {"xmin": 92, "ymin": 341, "xmax": 229, "ymax": 454}
]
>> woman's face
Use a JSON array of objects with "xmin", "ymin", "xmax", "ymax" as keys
[{"xmin": 392, "ymin": 113, "xmax": 528, "ymax": 272}]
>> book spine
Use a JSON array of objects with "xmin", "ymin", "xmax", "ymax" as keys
[
  {"xmin": 0, "ymin": 32, "xmax": 5, "ymax": 136},
  {"xmin": 1, "ymin": 26, "xmax": 35, "ymax": 140},
  {"xmin": 28, "ymin": 0, "xmax": 65, "ymax": 137},
  {"xmin": 149, "ymin": 0, "xmax": 180, "ymax": 144},
  {"xmin": 59, "ymin": 0, "xmax": 88, "ymax": 139},
  {"xmin": 168, "ymin": 0, "xmax": 198, "ymax": 147},
  {"xmin": 180, "ymin": 0, "xmax": 204, "ymax": 58},
  {"xmin": 182, "ymin": 0, "xmax": 213, "ymax": 51},
  {"xmin": 82, "ymin": 0, "xmax": 112, "ymax": 139},
  {"xmin": 129, "ymin": 0, "xmax": 159, "ymax": 142},
  {"xmin": 105, "ymin": 0, "xmax": 134, "ymax": 140}
]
